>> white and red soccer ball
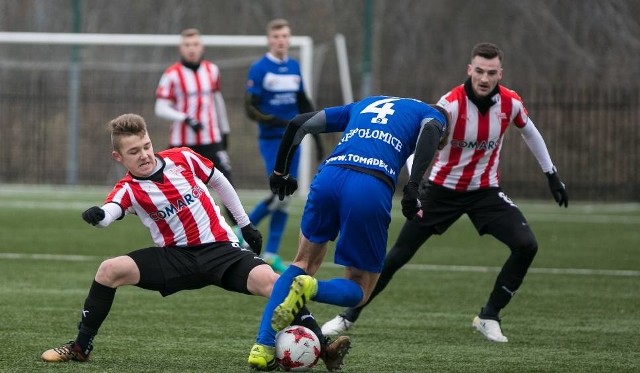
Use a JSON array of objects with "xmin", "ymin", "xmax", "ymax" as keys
[{"xmin": 275, "ymin": 325, "xmax": 322, "ymax": 371}]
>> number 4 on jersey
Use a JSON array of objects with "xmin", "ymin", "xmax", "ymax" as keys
[{"xmin": 361, "ymin": 98, "xmax": 399, "ymax": 124}]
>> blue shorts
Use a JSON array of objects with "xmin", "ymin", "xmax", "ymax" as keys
[
  {"xmin": 300, "ymin": 166, "xmax": 392, "ymax": 273},
  {"xmin": 259, "ymin": 138, "xmax": 301, "ymax": 178}
]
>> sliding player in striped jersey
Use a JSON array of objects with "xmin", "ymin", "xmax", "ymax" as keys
[
  {"xmin": 41, "ymin": 114, "xmax": 342, "ymax": 368},
  {"xmin": 323, "ymin": 42, "xmax": 568, "ymax": 343}
]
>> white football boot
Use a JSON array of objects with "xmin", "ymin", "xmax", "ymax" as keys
[
  {"xmin": 321, "ymin": 315, "xmax": 354, "ymax": 336},
  {"xmin": 472, "ymin": 316, "xmax": 508, "ymax": 342}
]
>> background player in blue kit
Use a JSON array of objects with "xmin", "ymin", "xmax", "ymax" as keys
[
  {"xmin": 247, "ymin": 96, "xmax": 450, "ymax": 370},
  {"xmin": 245, "ymin": 18, "xmax": 324, "ymax": 273}
]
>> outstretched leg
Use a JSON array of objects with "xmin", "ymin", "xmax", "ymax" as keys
[
  {"xmin": 322, "ymin": 220, "xmax": 433, "ymax": 335},
  {"xmin": 42, "ymin": 255, "xmax": 139, "ymax": 362}
]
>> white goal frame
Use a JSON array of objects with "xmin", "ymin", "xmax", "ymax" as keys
[{"xmin": 0, "ymin": 32, "xmax": 315, "ymax": 195}]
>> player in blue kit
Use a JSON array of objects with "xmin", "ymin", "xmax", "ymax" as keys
[
  {"xmin": 245, "ymin": 19, "xmax": 324, "ymax": 273},
  {"xmin": 247, "ymin": 96, "xmax": 450, "ymax": 371}
]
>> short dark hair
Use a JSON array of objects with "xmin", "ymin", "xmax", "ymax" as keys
[
  {"xmin": 471, "ymin": 42, "xmax": 503, "ymax": 62},
  {"xmin": 109, "ymin": 113, "xmax": 148, "ymax": 151},
  {"xmin": 181, "ymin": 28, "xmax": 200, "ymax": 38}
]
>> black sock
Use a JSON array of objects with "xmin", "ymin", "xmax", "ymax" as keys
[
  {"xmin": 293, "ymin": 307, "xmax": 326, "ymax": 345},
  {"xmin": 479, "ymin": 303, "xmax": 500, "ymax": 320},
  {"xmin": 482, "ymin": 282, "xmax": 518, "ymax": 320},
  {"xmin": 75, "ymin": 280, "xmax": 116, "ymax": 354},
  {"xmin": 75, "ymin": 324, "xmax": 95, "ymax": 357},
  {"xmin": 341, "ymin": 307, "xmax": 362, "ymax": 322}
]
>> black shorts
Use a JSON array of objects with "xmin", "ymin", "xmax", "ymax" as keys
[
  {"xmin": 417, "ymin": 182, "xmax": 525, "ymax": 235},
  {"xmin": 127, "ymin": 242, "xmax": 266, "ymax": 297}
]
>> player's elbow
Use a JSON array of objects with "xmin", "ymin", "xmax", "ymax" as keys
[{"xmin": 154, "ymin": 100, "xmax": 164, "ymax": 116}]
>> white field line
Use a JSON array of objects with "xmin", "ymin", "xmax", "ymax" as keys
[
  {"xmin": 1, "ymin": 252, "xmax": 638, "ymax": 277},
  {"xmin": 524, "ymin": 214, "xmax": 640, "ymax": 224},
  {"xmin": 381, "ymin": 263, "xmax": 640, "ymax": 277},
  {"xmin": 0, "ymin": 253, "xmax": 99, "ymax": 261},
  {"xmin": 2, "ymin": 200, "xmax": 91, "ymax": 210}
]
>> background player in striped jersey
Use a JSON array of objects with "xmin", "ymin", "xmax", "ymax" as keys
[
  {"xmin": 322, "ymin": 42, "xmax": 569, "ymax": 343},
  {"xmin": 244, "ymin": 19, "xmax": 324, "ymax": 273},
  {"xmin": 154, "ymin": 28, "xmax": 241, "ymax": 234},
  {"xmin": 247, "ymin": 96, "xmax": 449, "ymax": 370},
  {"xmin": 41, "ymin": 114, "xmax": 347, "ymax": 368}
]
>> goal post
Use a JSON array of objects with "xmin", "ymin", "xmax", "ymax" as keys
[{"xmin": 0, "ymin": 32, "xmax": 315, "ymax": 195}]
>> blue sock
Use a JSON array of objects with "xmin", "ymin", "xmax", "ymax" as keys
[
  {"xmin": 314, "ymin": 278, "xmax": 364, "ymax": 307},
  {"xmin": 249, "ymin": 200, "xmax": 270, "ymax": 226},
  {"xmin": 265, "ymin": 210, "xmax": 287, "ymax": 255},
  {"xmin": 256, "ymin": 265, "xmax": 306, "ymax": 346}
]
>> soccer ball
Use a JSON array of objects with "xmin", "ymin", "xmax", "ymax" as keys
[{"xmin": 275, "ymin": 325, "xmax": 322, "ymax": 371}]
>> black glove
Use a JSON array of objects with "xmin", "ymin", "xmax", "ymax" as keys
[
  {"xmin": 221, "ymin": 133, "xmax": 229, "ymax": 150},
  {"xmin": 240, "ymin": 224, "xmax": 263, "ymax": 255},
  {"xmin": 269, "ymin": 172, "xmax": 298, "ymax": 201},
  {"xmin": 82, "ymin": 206, "xmax": 105, "ymax": 226},
  {"xmin": 545, "ymin": 168, "xmax": 568, "ymax": 207},
  {"xmin": 401, "ymin": 181, "xmax": 422, "ymax": 220},
  {"xmin": 184, "ymin": 117, "xmax": 203, "ymax": 132}
]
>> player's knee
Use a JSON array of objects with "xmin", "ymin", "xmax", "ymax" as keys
[
  {"xmin": 94, "ymin": 256, "xmax": 136, "ymax": 287},
  {"xmin": 95, "ymin": 258, "xmax": 119, "ymax": 285},
  {"xmin": 512, "ymin": 235, "xmax": 538, "ymax": 259},
  {"xmin": 247, "ymin": 264, "xmax": 278, "ymax": 297}
]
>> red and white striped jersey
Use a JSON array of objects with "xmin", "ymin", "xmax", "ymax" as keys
[
  {"xmin": 156, "ymin": 61, "xmax": 224, "ymax": 146},
  {"xmin": 105, "ymin": 147, "xmax": 235, "ymax": 247},
  {"xmin": 430, "ymin": 84, "xmax": 529, "ymax": 191}
]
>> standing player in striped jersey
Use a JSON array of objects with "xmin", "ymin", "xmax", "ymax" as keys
[
  {"xmin": 154, "ymin": 28, "xmax": 241, "ymax": 233},
  {"xmin": 322, "ymin": 42, "xmax": 569, "ymax": 343},
  {"xmin": 247, "ymin": 96, "xmax": 449, "ymax": 370},
  {"xmin": 41, "ymin": 114, "xmax": 346, "ymax": 368},
  {"xmin": 244, "ymin": 19, "xmax": 324, "ymax": 273}
]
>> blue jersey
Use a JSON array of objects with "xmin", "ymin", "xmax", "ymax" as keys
[
  {"xmin": 320, "ymin": 96, "xmax": 447, "ymax": 185},
  {"xmin": 246, "ymin": 54, "xmax": 306, "ymax": 139}
]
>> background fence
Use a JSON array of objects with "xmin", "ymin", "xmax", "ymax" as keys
[
  {"xmin": 499, "ymin": 87, "xmax": 640, "ymax": 202},
  {"xmin": 1, "ymin": 42, "xmax": 639, "ymax": 203},
  {"xmin": 2, "ymin": 1, "xmax": 639, "ymax": 202},
  {"xmin": 1, "ymin": 55, "xmax": 638, "ymax": 202}
]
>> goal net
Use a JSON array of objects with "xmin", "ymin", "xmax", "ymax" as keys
[{"xmin": 0, "ymin": 32, "xmax": 316, "ymax": 194}]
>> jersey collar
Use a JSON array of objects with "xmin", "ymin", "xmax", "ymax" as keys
[
  {"xmin": 131, "ymin": 155, "xmax": 165, "ymax": 183},
  {"xmin": 266, "ymin": 52, "xmax": 289, "ymax": 64},
  {"xmin": 464, "ymin": 78, "xmax": 500, "ymax": 115}
]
